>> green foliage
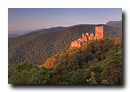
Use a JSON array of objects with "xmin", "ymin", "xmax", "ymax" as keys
[
  {"xmin": 101, "ymin": 80, "xmax": 109, "ymax": 84},
  {"xmin": 101, "ymin": 80, "xmax": 113, "ymax": 84},
  {"xmin": 70, "ymin": 69, "xmax": 90, "ymax": 84},
  {"xmin": 67, "ymin": 53, "xmax": 83, "ymax": 71},
  {"xmin": 8, "ymin": 62, "xmax": 49, "ymax": 84},
  {"xmin": 100, "ymin": 49, "xmax": 122, "ymax": 84},
  {"xmin": 86, "ymin": 72, "xmax": 97, "ymax": 84},
  {"xmin": 8, "ymin": 37, "xmax": 122, "ymax": 84},
  {"xmin": 8, "ymin": 63, "xmax": 14, "ymax": 79},
  {"xmin": 16, "ymin": 61, "xmax": 33, "ymax": 72}
]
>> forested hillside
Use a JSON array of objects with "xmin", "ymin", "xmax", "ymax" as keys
[
  {"xmin": 8, "ymin": 37, "xmax": 122, "ymax": 84},
  {"xmin": 8, "ymin": 27, "xmax": 66, "ymax": 43},
  {"xmin": 8, "ymin": 25, "xmax": 122, "ymax": 67}
]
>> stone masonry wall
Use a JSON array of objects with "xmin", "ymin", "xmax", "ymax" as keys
[{"xmin": 70, "ymin": 26, "xmax": 103, "ymax": 48}]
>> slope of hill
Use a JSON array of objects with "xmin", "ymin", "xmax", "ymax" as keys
[
  {"xmin": 8, "ymin": 37, "xmax": 122, "ymax": 84},
  {"xmin": 106, "ymin": 20, "xmax": 122, "ymax": 30},
  {"xmin": 8, "ymin": 27, "xmax": 67, "ymax": 43},
  {"xmin": 8, "ymin": 25, "xmax": 122, "ymax": 67}
]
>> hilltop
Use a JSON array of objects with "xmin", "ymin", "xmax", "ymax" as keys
[
  {"xmin": 8, "ymin": 24, "xmax": 122, "ymax": 67},
  {"xmin": 106, "ymin": 20, "xmax": 122, "ymax": 30},
  {"xmin": 8, "ymin": 27, "xmax": 67, "ymax": 43}
]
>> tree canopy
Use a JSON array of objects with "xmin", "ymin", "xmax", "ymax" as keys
[{"xmin": 8, "ymin": 37, "xmax": 122, "ymax": 84}]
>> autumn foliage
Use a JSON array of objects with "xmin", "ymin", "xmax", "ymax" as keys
[
  {"xmin": 9, "ymin": 37, "xmax": 122, "ymax": 84},
  {"xmin": 39, "ymin": 37, "xmax": 116, "ymax": 69},
  {"xmin": 39, "ymin": 64, "xmax": 45, "ymax": 68},
  {"xmin": 40, "ymin": 54, "xmax": 59, "ymax": 68},
  {"xmin": 114, "ymin": 37, "xmax": 122, "ymax": 46}
]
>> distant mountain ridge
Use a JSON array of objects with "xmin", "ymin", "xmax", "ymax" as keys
[
  {"xmin": 105, "ymin": 20, "xmax": 122, "ymax": 30},
  {"xmin": 8, "ymin": 20, "xmax": 122, "ymax": 41},
  {"xmin": 106, "ymin": 20, "xmax": 122, "ymax": 25},
  {"xmin": 8, "ymin": 30, "xmax": 36, "ymax": 35},
  {"xmin": 8, "ymin": 27, "xmax": 67, "ymax": 43},
  {"xmin": 8, "ymin": 24, "xmax": 122, "ymax": 67},
  {"xmin": 8, "ymin": 34, "xmax": 19, "ymax": 38}
]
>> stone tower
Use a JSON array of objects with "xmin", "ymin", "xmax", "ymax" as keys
[
  {"xmin": 70, "ymin": 26, "xmax": 103, "ymax": 49},
  {"xmin": 95, "ymin": 26, "xmax": 103, "ymax": 40},
  {"xmin": 82, "ymin": 33, "xmax": 84, "ymax": 37}
]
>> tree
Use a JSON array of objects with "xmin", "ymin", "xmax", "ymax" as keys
[
  {"xmin": 8, "ymin": 63, "xmax": 14, "ymax": 79},
  {"xmin": 86, "ymin": 72, "xmax": 97, "ymax": 84},
  {"xmin": 100, "ymin": 50, "xmax": 122, "ymax": 84},
  {"xmin": 114, "ymin": 37, "xmax": 122, "ymax": 46},
  {"xmin": 15, "ymin": 61, "xmax": 33, "ymax": 72}
]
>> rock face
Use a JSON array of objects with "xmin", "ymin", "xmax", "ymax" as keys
[{"xmin": 70, "ymin": 26, "xmax": 103, "ymax": 48}]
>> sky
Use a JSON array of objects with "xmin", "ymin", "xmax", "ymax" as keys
[{"xmin": 8, "ymin": 8, "xmax": 122, "ymax": 31}]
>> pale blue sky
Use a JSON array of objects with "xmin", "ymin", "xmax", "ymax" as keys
[{"xmin": 8, "ymin": 8, "xmax": 122, "ymax": 31}]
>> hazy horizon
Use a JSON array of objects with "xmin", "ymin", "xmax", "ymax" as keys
[{"xmin": 8, "ymin": 8, "xmax": 122, "ymax": 32}]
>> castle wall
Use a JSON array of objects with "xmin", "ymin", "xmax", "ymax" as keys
[
  {"xmin": 85, "ymin": 33, "xmax": 89, "ymax": 36},
  {"xmin": 84, "ymin": 37, "xmax": 87, "ymax": 42},
  {"xmin": 71, "ymin": 41, "xmax": 81, "ymax": 48},
  {"xmin": 70, "ymin": 26, "xmax": 103, "ymax": 49}
]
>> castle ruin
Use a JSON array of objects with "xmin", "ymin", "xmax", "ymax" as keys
[{"xmin": 70, "ymin": 26, "xmax": 103, "ymax": 48}]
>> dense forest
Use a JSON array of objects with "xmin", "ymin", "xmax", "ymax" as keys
[
  {"xmin": 8, "ymin": 25, "xmax": 122, "ymax": 67},
  {"xmin": 8, "ymin": 37, "xmax": 122, "ymax": 84}
]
